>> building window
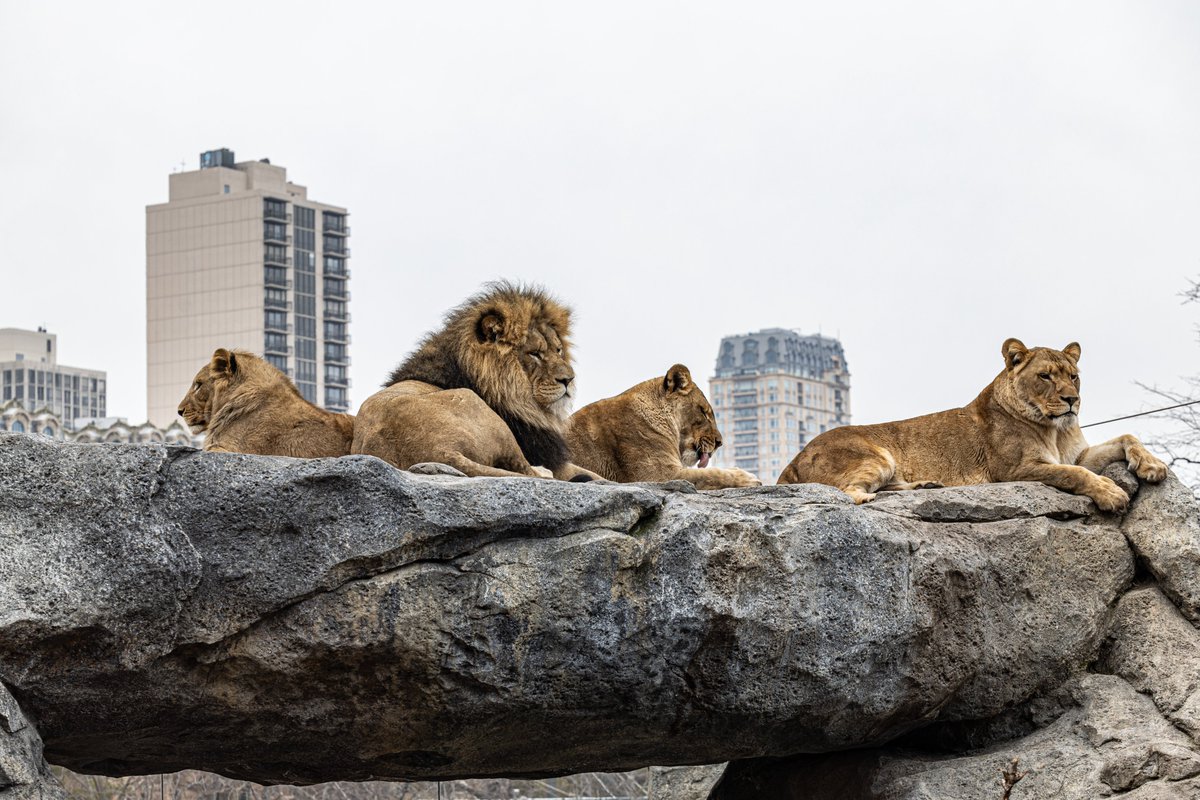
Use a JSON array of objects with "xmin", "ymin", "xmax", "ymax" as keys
[
  {"xmin": 325, "ymin": 386, "xmax": 348, "ymax": 408},
  {"xmin": 11, "ymin": 421, "xmax": 24, "ymax": 433},
  {"xmin": 223, "ymin": 184, "xmax": 230, "ymax": 194}
]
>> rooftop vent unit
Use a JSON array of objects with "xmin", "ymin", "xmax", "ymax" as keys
[{"xmin": 199, "ymin": 148, "xmax": 236, "ymax": 169}]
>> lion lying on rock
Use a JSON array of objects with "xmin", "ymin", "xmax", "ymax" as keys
[
  {"xmin": 353, "ymin": 283, "xmax": 599, "ymax": 480},
  {"xmin": 179, "ymin": 348, "xmax": 354, "ymax": 457},
  {"xmin": 568, "ymin": 364, "xmax": 760, "ymax": 488},
  {"xmin": 778, "ymin": 338, "xmax": 1167, "ymax": 511}
]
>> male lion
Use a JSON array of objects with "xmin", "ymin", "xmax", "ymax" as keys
[
  {"xmin": 567, "ymin": 364, "xmax": 761, "ymax": 489},
  {"xmin": 352, "ymin": 283, "xmax": 599, "ymax": 480},
  {"xmin": 178, "ymin": 348, "xmax": 354, "ymax": 457},
  {"xmin": 777, "ymin": 338, "xmax": 1168, "ymax": 512}
]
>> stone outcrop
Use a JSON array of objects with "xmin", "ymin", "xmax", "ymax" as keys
[
  {"xmin": 0, "ymin": 681, "xmax": 64, "ymax": 800},
  {"xmin": 0, "ymin": 433, "xmax": 1197, "ymax": 794}
]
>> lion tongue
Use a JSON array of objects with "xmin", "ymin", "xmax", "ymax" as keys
[{"xmin": 697, "ymin": 452, "xmax": 710, "ymax": 468}]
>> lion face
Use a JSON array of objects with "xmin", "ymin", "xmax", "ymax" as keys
[
  {"xmin": 178, "ymin": 349, "xmax": 239, "ymax": 433},
  {"xmin": 514, "ymin": 321, "xmax": 576, "ymax": 417},
  {"xmin": 663, "ymin": 364, "xmax": 723, "ymax": 468},
  {"xmin": 476, "ymin": 305, "xmax": 576, "ymax": 422},
  {"xmin": 1000, "ymin": 338, "xmax": 1082, "ymax": 428}
]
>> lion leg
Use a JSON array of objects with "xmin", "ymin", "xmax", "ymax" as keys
[
  {"xmin": 1075, "ymin": 434, "xmax": 1168, "ymax": 483},
  {"xmin": 833, "ymin": 447, "xmax": 899, "ymax": 504},
  {"xmin": 552, "ymin": 462, "xmax": 604, "ymax": 482},
  {"xmin": 442, "ymin": 452, "xmax": 550, "ymax": 479},
  {"xmin": 879, "ymin": 481, "xmax": 945, "ymax": 492},
  {"xmin": 676, "ymin": 467, "xmax": 761, "ymax": 490},
  {"xmin": 1012, "ymin": 462, "xmax": 1129, "ymax": 513}
]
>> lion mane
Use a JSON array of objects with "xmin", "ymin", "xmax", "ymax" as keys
[{"xmin": 385, "ymin": 282, "xmax": 575, "ymax": 472}]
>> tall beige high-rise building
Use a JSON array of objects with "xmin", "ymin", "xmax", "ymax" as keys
[
  {"xmin": 709, "ymin": 329, "xmax": 851, "ymax": 484},
  {"xmin": 146, "ymin": 148, "xmax": 350, "ymax": 428}
]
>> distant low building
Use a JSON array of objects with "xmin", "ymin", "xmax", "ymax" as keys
[
  {"xmin": 709, "ymin": 329, "xmax": 851, "ymax": 484},
  {"xmin": 0, "ymin": 327, "xmax": 106, "ymax": 426},
  {"xmin": 0, "ymin": 399, "xmax": 196, "ymax": 446}
]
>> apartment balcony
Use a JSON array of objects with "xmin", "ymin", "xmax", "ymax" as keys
[
  {"xmin": 324, "ymin": 310, "xmax": 351, "ymax": 323},
  {"xmin": 324, "ymin": 288, "xmax": 351, "ymax": 301},
  {"xmin": 264, "ymin": 273, "xmax": 292, "ymax": 290},
  {"xmin": 263, "ymin": 208, "xmax": 291, "ymax": 223},
  {"xmin": 264, "ymin": 344, "xmax": 293, "ymax": 356},
  {"xmin": 324, "ymin": 263, "xmax": 351, "ymax": 279},
  {"xmin": 322, "ymin": 224, "xmax": 351, "ymax": 236},
  {"xmin": 264, "ymin": 253, "xmax": 292, "ymax": 267},
  {"xmin": 264, "ymin": 320, "xmax": 293, "ymax": 334},
  {"xmin": 324, "ymin": 331, "xmax": 351, "ymax": 345},
  {"xmin": 264, "ymin": 296, "xmax": 292, "ymax": 310},
  {"xmin": 263, "ymin": 231, "xmax": 292, "ymax": 245},
  {"xmin": 323, "ymin": 244, "xmax": 350, "ymax": 257}
]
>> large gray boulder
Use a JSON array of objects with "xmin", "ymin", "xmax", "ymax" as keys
[{"xmin": 0, "ymin": 433, "xmax": 1193, "ymax": 790}]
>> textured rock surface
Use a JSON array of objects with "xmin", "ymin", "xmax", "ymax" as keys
[
  {"xmin": 648, "ymin": 765, "xmax": 724, "ymax": 800},
  {"xmin": 0, "ymin": 682, "xmax": 65, "ymax": 800},
  {"xmin": 706, "ymin": 471, "xmax": 1200, "ymax": 799},
  {"xmin": 708, "ymin": 675, "xmax": 1200, "ymax": 799},
  {"xmin": 0, "ymin": 433, "xmax": 1193, "ymax": 789}
]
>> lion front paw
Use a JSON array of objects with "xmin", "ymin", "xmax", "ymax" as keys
[
  {"xmin": 730, "ymin": 469, "xmax": 762, "ymax": 488},
  {"xmin": 1128, "ymin": 447, "xmax": 1168, "ymax": 484},
  {"xmin": 1089, "ymin": 476, "xmax": 1130, "ymax": 513}
]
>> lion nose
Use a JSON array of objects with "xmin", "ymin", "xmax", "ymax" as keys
[
  {"xmin": 1062, "ymin": 395, "xmax": 1078, "ymax": 407},
  {"xmin": 715, "ymin": 436, "xmax": 723, "ymax": 449},
  {"xmin": 177, "ymin": 407, "xmax": 185, "ymax": 417},
  {"xmin": 558, "ymin": 376, "xmax": 573, "ymax": 389}
]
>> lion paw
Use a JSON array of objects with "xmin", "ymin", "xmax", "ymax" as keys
[
  {"xmin": 530, "ymin": 466, "xmax": 555, "ymax": 479},
  {"xmin": 730, "ymin": 469, "xmax": 762, "ymax": 488},
  {"xmin": 844, "ymin": 488, "xmax": 877, "ymax": 504},
  {"xmin": 1090, "ymin": 476, "xmax": 1130, "ymax": 513},
  {"xmin": 1128, "ymin": 448, "xmax": 1168, "ymax": 484}
]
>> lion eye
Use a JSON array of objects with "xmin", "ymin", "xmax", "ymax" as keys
[{"xmin": 1038, "ymin": 372, "xmax": 1051, "ymax": 381}]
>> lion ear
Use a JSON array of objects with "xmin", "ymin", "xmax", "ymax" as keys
[
  {"xmin": 476, "ymin": 311, "xmax": 506, "ymax": 343},
  {"xmin": 664, "ymin": 364, "xmax": 693, "ymax": 394},
  {"xmin": 211, "ymin": 348, "xmax": 238, "ymax": 376},
  {"xmin": 1062, "ymin": 342, "xmax": 1081, "ymax": 362},
  {"xmin": 1001, "ymin": 338, "xmax": 1028, "ymax": 370}
]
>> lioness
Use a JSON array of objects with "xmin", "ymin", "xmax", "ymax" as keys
[
  {"xmin": 777, "ymin": 338, "xmax": 1167, "ymax": 512},
  {"xmin": 567, "ymin": 364, "xmax": 761, "ymax": 489},
  {"xmin": 353, "ymin": 282, "xmax": 600, "ymax": 480},
  {"xmin": 179, "ymin": 348, "xmax": 354, "ymax": 457}
]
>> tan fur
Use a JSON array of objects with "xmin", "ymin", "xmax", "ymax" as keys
[
  {"xmin": 567, "ymin": 365, "xmax": 761, "ymax": 489},
  {"xmin": 178, "ymin": 349, "xmax": 354, "ymax": 458},
  {"xmin": 778, "ymin": 339, "xmax": 1168, "ymax": 512},
  {"xmin": 353, "ymin": 283, "xmax": 599, "ymax": 480}
]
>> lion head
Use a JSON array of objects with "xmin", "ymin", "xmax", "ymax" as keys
[
  {"xmin": 178, "ymin": 348, "xmax": 236, "ymax": 433},
  {"xmin": 387, "ymin": 282, "xmax": 578, "ymax": 470},
  {"xmin": 662, "ymin": 364, "xmax": 723, "ymax": 468},
  {"xmin": 178, "ymin": 348, "xmax": 298, "ymax": 434},
  {"xmin": 995, "ymin": 338, "xmax": 1082, "ymax": 428}
]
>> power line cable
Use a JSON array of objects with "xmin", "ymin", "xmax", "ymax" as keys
[{"xmin": 1080, "ymin": 399, "xmax": 1200, "ymax": 429}]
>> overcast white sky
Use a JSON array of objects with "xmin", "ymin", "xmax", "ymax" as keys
[{"xmin": 1, "ymin": 2, "xmax": 1198, "ymax": 447}]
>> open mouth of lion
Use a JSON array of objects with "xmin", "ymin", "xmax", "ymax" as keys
[{"xmin": 696, "ymin": 449, "xmax": 711, "ymax": 468}]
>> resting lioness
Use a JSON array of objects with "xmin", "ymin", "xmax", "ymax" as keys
[
  {"xmin": 178, "ymin": 348, "xmax": 354, "ymax": 457},
  {"xmin": 777, "ymin": 338, "xmax": 1167, "ymax": 512},
  {"xmin": 567, "ymin": 364, "xmax": 761, "ymax": 489},
  {"xmin": 353, "ymin": 282, "xmax": 599, "ymax": 480}
]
